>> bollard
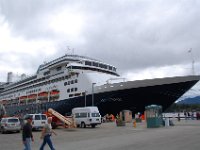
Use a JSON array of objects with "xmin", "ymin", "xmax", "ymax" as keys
[{"xmin": 133, "ymin": 119, "xmax": 136, "ymax": 128}]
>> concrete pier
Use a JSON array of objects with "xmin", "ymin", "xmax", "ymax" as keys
[{"xmin": 0, "ymin": 119, "xmax": 199, "ymax": 150}]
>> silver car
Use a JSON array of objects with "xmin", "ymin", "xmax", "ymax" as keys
[{"xmin": 0, "ymin": 117, "xmax": 21, "ymax": 133}]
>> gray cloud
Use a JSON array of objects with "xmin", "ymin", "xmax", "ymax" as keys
[
  {"xmin": 66, "ymin": 0, "xmax": 200, "ymax": 72},
  {"xmin": 0, "ymin": 0, "xmax": 66, "ymax": 39}
]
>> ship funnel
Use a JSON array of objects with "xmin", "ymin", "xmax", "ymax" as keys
[
  {"xmin": 7, "ymin": 72, "xmax": 13, "ymax": 83},
  {"xmin": 21, "ymin": 73, "xmax": 26, "ymax": 80}
]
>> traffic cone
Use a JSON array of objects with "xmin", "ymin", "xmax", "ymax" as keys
[{"xmin": 133, "ymin": 119, "xmax": 136, "ymax": 128}]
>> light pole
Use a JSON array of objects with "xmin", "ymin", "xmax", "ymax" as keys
[
  {"xmin": 188, "ymin": 48, "xmax": 195, "ymax": 75},
  {"xmin": 84, "ymin": 90, "xmax": 87, "ymax": 107},
  {"xmin": 92, "ymin": 83, "xmax": 96, "ymax": 106}
]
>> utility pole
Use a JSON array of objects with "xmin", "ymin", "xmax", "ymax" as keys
[
  {"xmin": 92, "ymin": 83, "xmax": 96, "ymax": 106},
  {"xmin": 188, "ymin": 48, "xmax": 195, "ymax": 75},
  {"xmin": 85, "ymin": 91, "xmax": 87, "ymax": 107}
]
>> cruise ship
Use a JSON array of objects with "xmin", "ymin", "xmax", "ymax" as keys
[{"xmin": 0, "ymin": 54, "xmax": 200, "ymax": 116}]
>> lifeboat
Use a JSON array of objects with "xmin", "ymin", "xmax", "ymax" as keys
[
  {"xmin": 19, "ymin": 96, "xmax": 27, "ymax": 100},
  {"xmin": 27, "ymin": 94, "xmax": 37, "ymax": 100},
  {"xmin": 38, "ymin": 92, "xmax": 48, "ymax": 102},
  {"xmin": 38, "ymin": 92, "xmax": 48, "ymax": 98},
  {"xmin": 50, "ymin": 90, "xmax": 60, "ymax": 96},
  {"xmin": 49, "ymin": 90, "xmax": 60, "ymax": 102},
  {"xmin": 19, "ymin": 96, "xmax": 27, "ymax": 105},
  {"xmin": 27, "ymin": 94, "xmax": 37, "ymax": 103}
]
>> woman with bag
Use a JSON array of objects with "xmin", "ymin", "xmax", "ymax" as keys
[{"xmin": 40, "ymin": 117, "xmax": 57, "ymax": 150}]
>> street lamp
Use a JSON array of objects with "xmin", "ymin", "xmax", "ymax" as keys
[
  {"xmin": 84, "ymin": 90, "xmax": 87, "ymax": 107},
  {"xmin": 92, "ymin": 83, "xmax": 96, "ymax": 106},
  {"xmin": 188, "ymin": 48, "xmax": 195, "ymax": 75}
]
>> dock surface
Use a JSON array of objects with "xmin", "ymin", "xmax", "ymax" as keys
[{"xmin": 0, "ymin": 119, "xmax": 199, "ymax": 150}]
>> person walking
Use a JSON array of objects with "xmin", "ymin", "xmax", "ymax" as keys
[
  {"xmin": 40, "ymin": 117, "xmax": 57, "ymax": 150},
  {"xmin": 177, "ymin": 113, "xmax": 180, "ymax": 122},
  {"xmin": 22, "ymin": 116, "xmax": 34, "ymax": 150}
]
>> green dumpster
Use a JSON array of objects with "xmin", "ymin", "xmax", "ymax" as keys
[{"xmin": 145, "ymin": 105, "xmax": 163, "ymax": 128}]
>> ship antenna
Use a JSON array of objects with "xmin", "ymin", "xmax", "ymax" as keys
[
  {"xmin": 67, "ymin": 46, "xmax": 71, "ymax": 54},
  {"xmin": 188, "ymin": 48, "xmax": 195, "ymax": 75},
  {"xmin": 66, "ymin": 46, "xmax": 75, "ymax": 55}
]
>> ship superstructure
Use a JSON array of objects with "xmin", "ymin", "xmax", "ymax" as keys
[
  {"xmin": 0, "ymin": 55, "xmax": 119, "ymax": 115},
  {"xmin": 0, "ymin": 54, "xmax": 200, "ymax": 116}
]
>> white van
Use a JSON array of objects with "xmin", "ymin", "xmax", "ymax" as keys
[
  {"xmin": 72, "ymin": 106, "xmax": 101, "ymax": 128},
  {"xmin": 24, "ymin": 114, "xmax": 47, "ymax": 130}
]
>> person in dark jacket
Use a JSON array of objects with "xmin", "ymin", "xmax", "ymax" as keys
[{"xmin": 22, "ymin": 116, "xmax": 34, "ymax": 150}]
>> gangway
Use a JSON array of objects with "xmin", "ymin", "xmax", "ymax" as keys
[{"xmin": 48, "ymin": 108, "xmax": 76, "ymax": 128}]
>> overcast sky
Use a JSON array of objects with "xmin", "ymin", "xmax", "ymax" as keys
[{"xmin": 0, "ymin": 0, "xmax": 200, "ymax": 98}]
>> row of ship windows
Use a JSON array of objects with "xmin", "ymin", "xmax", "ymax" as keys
[
  {"xmin": 85, "ymin": 61, "xmax": 116, "ymax": 71},
  {"xmin": 67, "ymin": 66, "xmax": 119, "ymax": 76},
  {"xmin": 69, "ymin": 91, "xmax": 86, "ymax": 98},
  {"xmin": 44, "ymin": 60, "xmax": 117, "ymax": 76},
  {"xmin": 2, "ymin": 92, "xmax": 82, "ymax": 105},
  {"xmin": 69, "ymin": 92, "xmax": 82, "ymax": 97},
  {"xmin": 2, "ymin": 73, "xmax": 79, "ymax": 97},
  {"xmin": 3, "ymin": 97, "xmax": 59, "ymax": 106},
  {"xmin": 64, "ymin": 79, "xmax": 78, "ymax": 86},
  {"xmin": 1, "ymin": 91, "xmax": 85, "ymax": 105},
  {"xmin": 43, "ymin": 66, "xmax": 62, "ymax": 76},
  {"xmin": 4, "ymin": 88, "xmax": 43, "ymax": 98},
  {"xmin": 26, "ymin": 88, "xmax": 42, "ymax": 95},
  {"xmin": 67, "ymin": 88, "xmax": 78, "ymax": 93}
]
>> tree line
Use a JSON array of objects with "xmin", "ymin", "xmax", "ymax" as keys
[{"xmin": 165, "ymin": 103, "xmax": 200, "ymax": 112}]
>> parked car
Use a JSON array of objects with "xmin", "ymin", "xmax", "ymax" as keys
[
  {"xmin": 0, "ymin": 117, "xmax": 21, "ymax": 133},
  {"xmin": 24, "ymin": 114, "xmax": 47, "ymax": 130}
]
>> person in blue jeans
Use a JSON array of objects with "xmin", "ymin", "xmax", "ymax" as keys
[
  {"xmin": 40, "ymin": 117, "xmax": 57, "ymax": 150},
  {"xmin": 22, "ymin": 116, "xmax": 34, "ymax": 150}
]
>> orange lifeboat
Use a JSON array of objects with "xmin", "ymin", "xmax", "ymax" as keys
[
  {"xmin": 38, "ymin": 92, "xmax": 48, "ymax": 97},
  {"xmin": 27, "ymin": 94, "xmax": 37, "ymax": 100},
  {"xmin": 49, "ymin": 90, "xmax": 60, "ymax": 102},
  {"xmin": 50, "ymin": 90, "xmax": 60, "ymax": 96},
  {"xmin": 19, "ymin": 96, "xmax": 27, "ymax": 105},
  {"xmin": 19, "ymin": 96, "xmax": 27, "ymax": 101},
  {"xmin": 38, "ymin": 92, "xmax": 48, "ymax": 102}
]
